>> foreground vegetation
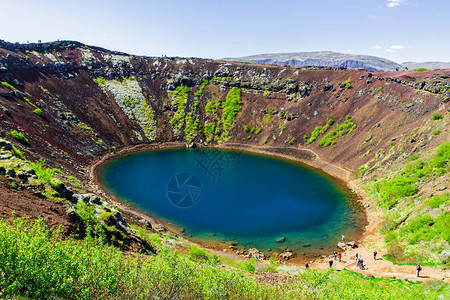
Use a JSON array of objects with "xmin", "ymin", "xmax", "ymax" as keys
[
  {"xmin": 364, "ymin": 142, "xmax": 450, "ymax": 265},
  {"xmin": 0, "ymin": 217, "xmax": 447, "ymax": 299}
]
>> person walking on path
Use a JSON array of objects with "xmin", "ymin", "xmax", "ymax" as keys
[
  {"xmin": 355, "ymin": 252, "xmax": 358, "ymax": 262},
  {"xmin": 333, "ymin": 251, "xmax": 337, "ymax": 260},
  {"xmin": 342, "ymin": 235, "xmax": 345, "ymax": 243},
  {"xmin": 373, "ymin": 251, "xmax": 377, "ymax": 260},
  {"xmin": 416, "ymin": 264, "xmax": 422, "ymax": 277},
  {"xmin": 305, "ymin": 263, "xmax": 309, "ymax": 269},
  {"xmin": 360, "ymin": 258, "xmax": 364, "ymax": 270},
  {"xmin": 329, "ymin": 260, "xmax": 333, "ymax": 268},
  {"xmin": 338, "ymin": 253, "xmax": 342, "ymax": 262}
]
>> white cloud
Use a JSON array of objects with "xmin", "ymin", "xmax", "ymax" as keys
[
  {"xmin": 386, "ymin": 49, "xmax": 394, "ymax": 52},
  {"xmin": 390, "ymin": 45, "xmax": 404, "ymax": 49},
  {"xmin": 373, "ymin": 45, "xmax": 382, "ymax": 49},
  {"xmin": 386, "ymin": 0, "xmax": 405, "ymax": 8}
]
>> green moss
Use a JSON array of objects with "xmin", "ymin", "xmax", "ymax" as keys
[
  {"xmin": 10, "ymin": 130, "xmax": 28, "ymax": 142},
  {"xmin": 12, "ymin": 145, "xmax": 24, "ymax": 159},
  {"xmin": 263, "ymin": 114, "xmax": 274, "ymax": 125},
  {"xmin": 221, "ymin": 87, "xmax": 242, "ymax": 132},
  {"xmin": 307, "ymin": 118, "xmax": 334, "ymax": 144},
  {"xmin": 33, "ymin": 108, "xmax": 42, "ymax": 116},
  {"xmin": 169, "ymin": 86, "xmax": 190, "ymax": 135},
  {"xmin": 430, "ymin": 113, "xmax": 443, "ymax": 120},
  {"xmin": 1, "ymin": 81, "xmax": 16, "ymax": 90},
  {"xmin": 30, "ymin": 158, "xmax": 62, "ymax": 183},
  {"xmin": 93, "ymin": 77, "xmax": 106, "ymax": 86}
]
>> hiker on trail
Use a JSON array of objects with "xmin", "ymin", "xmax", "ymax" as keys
[
  {"xmin": 333, "ymin": 251, "xmax": 337, "ymax": 260},
  {"xmin": 355, "ymin": 252, "xmax": 358, "ymax": 261},
  {"xmin": 416, "ymin": 264, "xmax": 422, "ymax": 277},
  {"xmin": 373, "ymin": 251, "xmax": 377, "ymax": 260},
  {"xmin": 305, "ymin": 263, "xmax": 309, "ymax": 269},
  {"xmin": 329, "ymin": 260, "xmax": 333, "ymax": 268},
  {"xmin": 338, "ymin": 253, "xmax": 342, "ymax": 262},
  {"xmin": 342, "ymin": 235, "xmax": 345, "ymax": 243},
  {"xmin": 360, "ymin": 258, "xmax": 364, "ymax": 270}
]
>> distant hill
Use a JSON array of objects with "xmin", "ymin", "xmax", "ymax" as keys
[
  {"xmin": 401, "ymin": 61, "xmax": 450, "ymax": 70},
  {"xmin": 223, "ymin": 51, "xmax": 403, "ymax": 71}
]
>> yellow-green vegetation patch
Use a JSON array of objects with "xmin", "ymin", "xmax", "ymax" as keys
[
  {"xmin": 169, "ymin": 85, "xmax": 189, "ymax": 136},
  {"xmin": 307, "ymin": 118, "xmax": 334, "ymax": 144},
  {"xmin": 10, "ymin": 130, "xmax": 28, "ymax": 143},
  {"xmin": 366, "ymin": 142, "xmax": 450, "ymax": 265},
  {"xmin": 319, "ymin": 115, "xmax": 356, "ymax": 147},
  {"xmin": 0, "ymin": 217, "xmax": 446, "ymax": 299}
]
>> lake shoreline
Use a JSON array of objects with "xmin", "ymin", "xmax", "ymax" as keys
[{"xmin": 87, "ymin": 142, "xmax": 371, "ymax": 266}]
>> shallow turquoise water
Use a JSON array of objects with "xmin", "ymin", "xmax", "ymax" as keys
[{"xmin": 98, "ymin": 148, "xmax": 364, "ymax": 253}]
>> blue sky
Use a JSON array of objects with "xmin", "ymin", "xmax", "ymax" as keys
[{"xmin": 1, "ymin": 0, "xmax": 448, "ymax": 63}]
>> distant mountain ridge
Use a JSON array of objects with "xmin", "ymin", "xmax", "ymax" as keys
[
  {"xmin": 223, "ymin": 51, "xmax": 404, "ymax": 71},
  {"xmin": 401, "ymin": 61, "xmax": 450, "ymax": 70}
]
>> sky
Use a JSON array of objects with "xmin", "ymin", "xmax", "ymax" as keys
[{"xmin": 0, "ymin": 0, "xmax": 448, "ymax": 63}]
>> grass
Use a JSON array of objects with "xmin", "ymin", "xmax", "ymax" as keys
[
  {"xmin": 430, "ymin": 113, "xmax": 443, "ymax": 120},
  {"xmin": 263, "ymin": 113, "xmax": 274, "ymax": 125},
  {"xmin": 0, "ymin": 217, "xmax": 446, "ymax": 299},
  {"xmin": 367, "ymin": 142, "xmax": 450, "ymax": 264},
  {"xmin": 10, "ymin": 130, "xmax": 28, "ymax": 142},
  {"xmin": 33, "ymin": 108, "xmax": 42, "ymax": 116},
  {"xmin": 12, "ymin": 145, "xmax": 24, "ymax": 159},
  {"xmin": 29, "ymin": 158, "xmax": 62, "ymax": 183},
  {"xmin": 221, "ymin": 87, "xmax": 242, "ymax": 132},
  {"xmin": 93, "ymin": 77, "xmax": 106, "ymax": 86},
  {"xmin": 319, "ymin": 115, "xmax": 357, "ymax": 147},
  {"xmin": 1, "ymin": 81, "xmax": 16, "ymax": 90},
  {"xmin": 307, "ymin": 118, "xmax": 334, "ymax": 144},
  {"xmin": 412, "ymin": 68, "xmax": 429, "ymax": 71},
  {"xmin": 169, "ymin": 85, "xmax": 190, "ymax": 135}
]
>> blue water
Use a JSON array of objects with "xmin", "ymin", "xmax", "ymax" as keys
[{"xmin": 98, "ymin": 148, "xmax": 364, "ymax": 253}]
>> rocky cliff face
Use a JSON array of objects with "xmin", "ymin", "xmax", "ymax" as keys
[
  {"xmin": 223, "ymin": 51, "xmax": 404, "ymax": 71},
  {"xmin": 0, "ymin": 40, "xmax": 448, "ymax": 178}
]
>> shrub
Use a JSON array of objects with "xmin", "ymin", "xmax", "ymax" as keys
[
  {"xmin": 430, "ymin": 113, "xmax": 443, "ymax": 120},
  {"xmin": 243, "ymin": 125, "xmax": 251, "ymax": 133},
  {"xmin": 33, "ymin": 108, "xmax": 42, "ymax": 116},
  {"xmin": 255, "ymin": 128, "xmax": 262, "ymax": 134},
  {"xmin": 221, "ymin": 87, "xmax": 242, "ymax": 131},
  {"xmin": 412, "ymin": 68, "xmax": 428, "ymax": 71},
  {"xmin": 1, "ymin": 81, "xmax": 15, "ymax": 90},
  {"xmin": 432, "ymin": 130, "xmax": 440, "ymax": 136},
  {"xmin": 377, "ymin": 177, "xmax": 418, "ymax": 209},
  {"xmin": 30, "ymin": 158, "xmax": 62, "ymax": 183},
  {"xmin": 10, "ymin": 130, "xmax": 28, "ymax": 142},
  {"xmin": 93, "ymin": 77, "xmax": 106, "ymax": 86}
]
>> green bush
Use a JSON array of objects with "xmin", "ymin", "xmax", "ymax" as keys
[
  {"xmin": 0, "ymin": 217, "xmax": 443, "ymax": 299},
  {"xmin": 1, "ymin": 81, "xmax": 15, "ymax": 90},
  {"xmin": 10, "ymin": 130, "xmax": 28, "ymax": 142},
  {"xmin": 432, "ymin": 130, "xmax": 440, "ymax": 136},
  {"xmin": 412, "ymin": 68, "xmax": 428, "ymax": 71},
  {"xmin": 430, "ymin": 113, "xmax": 443, "ymax": 120},
  {"xmin": 307, "ymin": 118, "xmax": 334, "ymax": 144},
  {"xmin": 93, "ymin": 76, "xmax": 106, "ymax": 86},
  {"xmin": 255, "ymin": 128, "xmax": 262, "ymax": 134},
  {"xmin": 29, "ymin": 158, "xmax": 62, "ymax": 183},
  {"xmin": 243, "ymin": 125, "xmax": 251, "ymax": 133},
  {"xmin": 33, "ymin": 108, "xmax": 43, "ymax": 116},
  {"xmin": 221, "ymin": 87, "xmax": 242, "ymax": 131},
  {"xmin": 377, "ymin": 177, "xmax": 418, "ymax": 209}
]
